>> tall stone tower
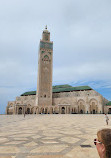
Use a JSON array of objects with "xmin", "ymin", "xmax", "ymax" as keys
[{"xmin": 35, "ymin": 26, "xmax": 53, "ymax": 111}]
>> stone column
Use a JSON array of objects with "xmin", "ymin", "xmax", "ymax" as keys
[
  {"xmin": 17, "ymin": 106, "xmax": 18, "ymax": 114},
  {"xmin": 22, "ymin": 107, "xmax": 23, "ymax": 114},
  {"xmin": 13, "ymin": 106, "xmax": 15, "ymax": 115},
  {"xmin": 33, "ymin": 107, "xmax": 35, "ymax": 114},
  {"xmin": 98, "ymin": 104, "xmax": 103, "ymax": 114},
  {"xmin": 65, "ymin": 106, "xmax": 66, "ymax": 114},
  {"xmin": 85, "ymin": 97, "xmax": 89, "ymax": 114},
  {"xmin": 23, "ymin": 106, "xmax": 25, "ymax": 114},
  {"xmin": 66, "ymin": 106, "xmax": 68, "ymax": 114},
  {"xmin": 59, "ymin": 107, "xmax": 61, "ymax": 114}
]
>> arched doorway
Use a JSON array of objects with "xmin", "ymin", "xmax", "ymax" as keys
[
  {"xmin": 42, "ymin": 108, "xmax": 44, "ymax": 114},
  {"xmin": 80, "ymin": 109, "xmax": 83, "ymax": 114},
  {"xmin": 61, "ymin": 107, "xmax": 65, "ymax": 114},
  {"xmin": 89, "ymin": 99, "xmax": 98, "ymax": 114},
  {"xmin": 45, "ymin": 108, "xmax": 47, "ymax": 114},
  {"xmin": 18, "ymin": 107, "xmax": 22, "ymax": 114},
  {"xmin": 93, "ymin": 109, "xmax": 96, "ymax": 114},
  {"xmin": 27, "ymin": 108, "xmax": 30, "ymax": 114},
  {"xmin": 108, "ymin": 108, "xmax": 111, "ymax": 114},
  {"xmin": 78, "ymin": 99, "xmax": 85, "ymax": 114}
]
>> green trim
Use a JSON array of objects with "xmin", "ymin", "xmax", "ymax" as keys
[
  {"xmin": 53, "ymin": 86, "xmax": 92, "ymax": 93},
  {"xmin": 106, "ymin": 101, "xmax": 111, "ymax": 106},
  {"xmin": 40, "ymin": 41, "xmax": 53, "ymax": 50},
  {"xmin": 21, "ymin": 85, "xmax": 92, "ymax": 96},
  {"xmin": 53, "ymin": 84, "xmax": 72, "ymax": 89},
  {"xmin": 21, "ymin": 91, "xmax": 36, "ymax": 96}
]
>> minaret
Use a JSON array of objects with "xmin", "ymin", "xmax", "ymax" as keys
[{"xmin": 35, "ymin": 26, "xmax": 53, "ymax": 111}]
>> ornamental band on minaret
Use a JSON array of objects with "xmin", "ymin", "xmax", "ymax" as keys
[{"xmin": 34, "ymin": 26, "xmax": 53, "ymax": 113}]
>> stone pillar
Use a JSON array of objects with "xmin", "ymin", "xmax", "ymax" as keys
[
  {"xmin": 22, "ymin": 107, "xmax": 23, "ymax": 114},
  {"xmin": 85, "ymin": 97, "xmax": 89, "ymax": 114},
  {"xmin": 59, "ymin": 107, "xmax": 61, "ymax": 114},
  {"xmin": 33, "ymin": 107, "xmax": 35, "ymax": 114},
  {"xmin": 98, "ymin": 104, "xmax": 103, "ymax": 114},
  {"xmin": 37, "ymin": 108, "xmax": 39, "ymax": 114},
  {"xmin": 66, "ymin": 106, "xmax": 68, "ymax": 114},
  {"xmin": 23, "ymin": 106, "xmax": 25, "ymax": 114},
  {"xmin": 13, "ymin": 106, "xmax": 15, "ymax": 115},
  {"xmin": 85, "ymin": 104, "xmax": 89, "ymax": 114},
  {"xmin": 17, "ymin": 106, "xmax": 18, "ymax": 114}
]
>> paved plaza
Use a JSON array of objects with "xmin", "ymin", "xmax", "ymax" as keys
[{"xmin": 0, "ymin": 114, "xmax": 111, "ymax": 158}]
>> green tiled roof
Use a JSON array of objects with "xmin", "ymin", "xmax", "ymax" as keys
[
  {"xmin": 21, "ymin": 85, "xmax": 92, "ymax": 96},
  {"xmin": 106, "ymin": 101, "xmax": 111, "ymax": 106},
  {"xmin": 53, "ymin": 84, "xmax": 72, "ymax": 89},
  {"xmin": 53, "ymin": 85, "xmax": 92, "ymax": 93},
  {"xmin": 21, "ymin": 91, "xmax": 36, "ymax": 96}
]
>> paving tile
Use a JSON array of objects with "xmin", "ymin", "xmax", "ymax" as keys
[
  {"xmin": 65, "ymin": 146, "xmax": 99, "ymax": 158},
  {"xmin": 0, "ymin": 115, "xmax": 111, "ymax": 157},
  {"xmin": 31, "ymin": 145, "xmax": 68, "ymax": 153},
  {"xmin": 24, "ymin": 141, "xmax": 38, "ymax": 147},
  {"xmin": 0, "ymin": 146, "xmax": 19, "ymax": 153},
  {"xmin": 60, "ymin": 137, "xmax": 79, "ymax": 144}
]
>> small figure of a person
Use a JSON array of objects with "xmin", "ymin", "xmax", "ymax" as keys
[
  {"xmin": 105, "ymin": 114, "xmax": 109, "ymax": 125},
  {"xmin": 94, "ymin": 128, "xmax": 111, "ymax": 158}
]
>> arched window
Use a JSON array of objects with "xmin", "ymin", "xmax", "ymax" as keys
[{"xmin": 42, "ymin": 55, "xmax": 49, "ymax": 64}]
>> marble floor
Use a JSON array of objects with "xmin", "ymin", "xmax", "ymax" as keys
[{"xmin": 0, "ymin": 114, "xmax": 111, "ymax": 158}]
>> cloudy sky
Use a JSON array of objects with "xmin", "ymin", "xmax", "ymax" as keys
[{"xmin": 0, "ymin": 0, "xmax": 111, "ymax": 114}]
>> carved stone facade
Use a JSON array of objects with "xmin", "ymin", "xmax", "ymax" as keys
[
  {"xmin": 6, "ymin": 27, "xmax": 110, "ymax": 115},
  {"xmin": 6, "ymin": 88, "xmax": 109, "ymax": 115}
]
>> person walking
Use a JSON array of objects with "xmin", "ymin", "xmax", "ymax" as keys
[{"xmin": 105, "ymin": 114, "xmax": 109, "ymax": 125}]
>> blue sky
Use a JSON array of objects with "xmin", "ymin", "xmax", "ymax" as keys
[{"xmin": 0, "ymin": 0, "xmax": 111, "ymax": 114}]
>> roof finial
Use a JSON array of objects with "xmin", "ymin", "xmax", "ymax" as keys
[{"xmin": 45, "ymin": 25, "xmax": 47, "ymax": 30}]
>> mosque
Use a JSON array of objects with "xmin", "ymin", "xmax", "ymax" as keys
[{"xmin": 6, "ymin": 27, "xmax": 111, "ymax": 115}]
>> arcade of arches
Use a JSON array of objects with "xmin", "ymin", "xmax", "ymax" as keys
[
  {"xmin": 33, "ymin": 99, "xmax": 101, "ymax": 114},
  {"xmin": 7, "ymin": 97, "xmax": 106, "ymax": 114}
]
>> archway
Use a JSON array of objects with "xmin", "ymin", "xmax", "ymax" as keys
[
  {"xmin": 89, "ymin": 99, "xmax": 98, "ymax": 114},
  {"xmin": 45, "ymin": 108, "xmax": 48, "ymax": 114},
  {"xmin": 42, "ymin": 108, "xmax": 44, "ymax": 114},
  {"xmin": 18, "ymin": 107, "xmax": 22, "ymax": 114},
  {"xmin": 78, "ymin": 99, "xmax": 85, "ymax": 114},
  {"xmin": 61, "ymin": 107, "xmax": 65, "ymax": 114},
  {"xmin": 80, "ymin": 109, "xmax": 83, "ymax": 114},
  {"xmin": 27, "ymin": 108, "xmax": 30, "ymax": 114},
  {"xmin": 108, "ymin": 108, "xmax": 111, "ymax": 114}
]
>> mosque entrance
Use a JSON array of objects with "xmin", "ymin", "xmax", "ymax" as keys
[
  {"xmin": 93, "ymin": 109, "xmax": 96, "ymax": 114},
  {"xmin": 18, "ymin": 107, "xmax": 22, "ymax": 114},
  {"xmin": 61, "ymin": 107, "xmax": 65, "ymax": 114},
  {"xmin": 108, "ymin": 108, "xmax": 111, "ymax": 114},
  {"xmin": 80, "ymin": 109, "xmax": 83, "ymax": 114},
  {"xmin": 45, "ymin": 108, "xmax": 47, "ymax": 114},
  {"xmin": 27, "ymin": 108, "xmax": 30, "ymax": 114},
  {"xmin": 42, "ymin": 108, "xmax": 44, "ymax": 114}
]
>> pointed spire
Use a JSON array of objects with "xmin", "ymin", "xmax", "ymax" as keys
[{"xmin": 45, "ymin": 25, "xmax": 47, "ymax": 30}]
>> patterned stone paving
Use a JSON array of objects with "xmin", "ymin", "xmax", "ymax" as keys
[{"xmin": 0, "ymin": 114, "xmax": 111, "ymax": 158}]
